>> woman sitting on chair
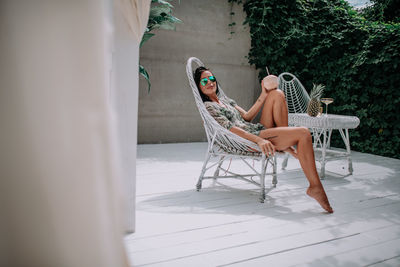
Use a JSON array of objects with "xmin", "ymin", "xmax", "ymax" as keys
[{"xmin": 194, "ymin": 66, "xmax": 333, "ymax": 213}]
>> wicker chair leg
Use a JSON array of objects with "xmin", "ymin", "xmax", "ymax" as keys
[
  {"xmin": 197, "ymin": 153, "xmax": 211, "ymax": 191},
  {"xmin": 272, "ymin": 156, "xmax": 278, "ymax": 187},
  {"xmin": 348, "ymin": 158, "xmax": 353, "ymax": 174},
  {"xmin": 320, "ymin": 129, "xmax": 328, "ymax": 179},
  {"xmin": 320, "ymin": 164, "xmax": 326, "ymax": 179},
  {"xmin": 259, "ymin": 157, "xmax": 267, "ymax": 203},
  {"xmin": 344, "ymin": 129, "xmax": 354, "ymax": 175},
  {"xmin": 281, "ymin": 153, "xmax": 289, "ymax": 170},
  {"xmin": 213, "ymin": 156, "xmax": 225, "ymax": 177}
]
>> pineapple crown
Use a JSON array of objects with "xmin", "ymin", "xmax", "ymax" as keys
[{"xmin": 309, "ymin": 83, "xmax": 325, "ymax": 100}]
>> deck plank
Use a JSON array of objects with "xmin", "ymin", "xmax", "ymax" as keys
[
  {"xmin": 127, "ymin": 143, "xmax": 400, "ymax": 267},
  {"xmin": 126, "ymin": 203, "xmax": 400, "ymax": 266}
]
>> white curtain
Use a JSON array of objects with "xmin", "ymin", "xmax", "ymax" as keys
[
  {"xmin": 0, "ymin": 0, "xmax": 150, "ymax": 266},
  {"xmin": 117, "ymin": 0, "xmax": 151, "ymax": 42},
  {"xmin": 112, "ymin": 0, "xmax": 151, "ymax": 232}
]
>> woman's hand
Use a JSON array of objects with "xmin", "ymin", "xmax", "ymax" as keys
[
  {"xmin": 257, "ymin": 139, "xmax": 275, "ymax": 156},
  {"xmin": 261, "ymin": 79, "xmax": 269, "ymax": 94}
]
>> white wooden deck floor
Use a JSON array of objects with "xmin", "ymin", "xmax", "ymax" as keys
[{"xmin": 126, "ymin": 142, "xmax": 400, "ymax": 267}]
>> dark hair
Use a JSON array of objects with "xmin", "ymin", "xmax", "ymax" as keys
[{"xmin": 193, "ymin": 66, "xmax": 219, "ymax": 102}]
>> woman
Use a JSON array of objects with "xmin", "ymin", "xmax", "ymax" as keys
[{"xmin": 194, "ymin": 66, "xmax": 333, "ymax": 213}]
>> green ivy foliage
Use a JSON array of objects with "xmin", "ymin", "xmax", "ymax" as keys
[
  {"xmin": 362, "ymin": 0, "xmax": 400, "ymax": 23},
  {"xmin": 229, "ymin": 0, "xmax": 400, "ymax": 158}
]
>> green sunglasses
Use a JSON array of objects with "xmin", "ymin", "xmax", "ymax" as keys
[{"xmin": 200, "ymin": 76, "xmax": 216, "ymax": 86}]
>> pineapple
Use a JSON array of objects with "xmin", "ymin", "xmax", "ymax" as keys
[{"xmin": 307, "ymin": 83, "xmax": 325, "ymax": 117}]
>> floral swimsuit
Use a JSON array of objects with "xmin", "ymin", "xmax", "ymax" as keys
[{"xmin": 204, "ymin": 97, "xmax": 266, "ymax": 136}]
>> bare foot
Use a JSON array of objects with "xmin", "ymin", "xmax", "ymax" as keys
[
  {"xmin": 307, "ymin": 186, "xmax": 334, "ymax": 213},
  {"xmin": 284, "ymin": 146, "xmax": 298, "ymax": 159}
]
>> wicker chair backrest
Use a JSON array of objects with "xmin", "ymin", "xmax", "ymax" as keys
[
  {"xmin": 186, "ymin": 57, "xmax": 260, "ymax": 154},
  {"xmin": 278, "ymin": 72, "xmax": 310, "ymax": 114}
]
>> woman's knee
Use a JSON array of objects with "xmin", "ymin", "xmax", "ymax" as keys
[
  {"xmin": 267, "ymin": 89, "xmax": 287, "ymax": 105},
  {"xmin": 298, "ymin": 127, "xmax": 312, "ymax": 140},
  {"xmin": 268, "ymin": 89, "xmax": 285, "ymax": 99}
]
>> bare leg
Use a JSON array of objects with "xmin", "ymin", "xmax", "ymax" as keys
[
  {"xmin": 260, "ymin": 89, "xmax": 288, "ymax": 128},
  {"xmin": 260, "ymin": 90, "xmax": 297, "ymax": 158},
  {"xmin": 259, "ymin": 127, "xmax": 333, "ymax": 213}
]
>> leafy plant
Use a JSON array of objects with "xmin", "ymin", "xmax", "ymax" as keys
[
  {"xmin": 229, "ymin": 0, "xmax": 400, "ymax": 158},
  {"xmin": 362, "ymin": 0, "xmax": 400, "ymax": 23},
  {"xmin": 140, "ymin": 0, "xmax": 182, "ymax": 92}
]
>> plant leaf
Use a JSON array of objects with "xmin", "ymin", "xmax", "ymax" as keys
[
  {"xmin": 139, "ymin": 64, "xmax": 151, "ymax": 93},
  {"xmin": 151, "ymin": 0, "xmax": 173, "ymax": 8},
  {"xmin": 140, "ymin": 32, "xmax": 155, "ymax": 48}
]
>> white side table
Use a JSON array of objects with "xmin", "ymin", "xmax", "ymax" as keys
[{"xmin": 287, "ymin": 113, "xmax": 360, "ymax": 178}]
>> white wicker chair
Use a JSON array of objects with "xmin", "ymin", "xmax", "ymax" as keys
[
  {"xmin": 278, "ymin": 72, "xmax": 310, "ymax": 114},
  {"xmin": 278, "ymin": 72, "xmax": 360, "ymax": 178},
  {"xmin": 186, "ymin": 57, "xmax": 277, "ymax": 203}
]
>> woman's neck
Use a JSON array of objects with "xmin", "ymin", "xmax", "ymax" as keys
[{"xmin": 209, "ymin": 94, "xmax": 219, "ymax": 103}]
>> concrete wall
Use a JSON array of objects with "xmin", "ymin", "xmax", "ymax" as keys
[{"xmin": 138, "ymin": 0, "xmax": 259, "ymax": 143}]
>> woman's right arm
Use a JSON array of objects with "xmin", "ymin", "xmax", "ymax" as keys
[
  {"xmin": 234, "ymin": 84, "xmax": 268, "ymax": 122},
  {"xmin": 230, "ymin": 126, "xmax": 275, "ymax": 156},
  {"xmin": 205, "ymin": 103, "xmax": 275, "ymax": 156}
]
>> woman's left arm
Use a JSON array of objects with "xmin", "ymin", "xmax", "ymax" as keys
[{"xmin": 235, "ymin": 89, "xmax": 267, "ymax": 122}]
